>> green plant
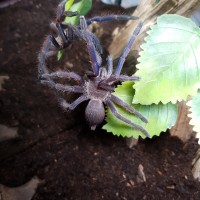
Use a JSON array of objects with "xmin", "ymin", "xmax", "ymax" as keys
[{"xmin": 104, "ymin": 14, "xmax": 200, "ymax": 144}]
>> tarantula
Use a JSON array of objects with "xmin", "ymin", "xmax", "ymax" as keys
[{"xmin": 40, "ymin": 15, "xmax": 149, "ymax": 137}]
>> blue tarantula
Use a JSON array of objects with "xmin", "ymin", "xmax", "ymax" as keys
[{"xmin": 39, "ymin": 12, "xmax": 149, "ymax": 137}]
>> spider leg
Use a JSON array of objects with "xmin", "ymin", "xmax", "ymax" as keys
[
  {"xmin": 41, "ymin": 35, "xmax": 57, "ymax": 57},
  {"xmin": 117, "ymin": 75, "xmax": 140, "ymax": 82},
  {"xmin": 107, "ymin": 101, "xmax": 149, "ymax": 137},
  {"xmin": 56, "ymin": 0, "xmax": 68, "ymax": 22},
  {"xmin": 41, "ymin": 80, "xmax": 84, "ymax": 93},
  {"xmin": 88, "ymin": 32, "xmax": 103, "ymax": 54},
  {"xmin": 86, "ymin": 15, "xmax": 138, "ymax": 26},
  {"xmin": 110, "ymin": 75, "xmax": 140, "ymax": 83},
  {"xmin": 114, "ymin": 22, "xmax": 143, "ymax": 76},
  {"xmin": 60, "ymin": 96, "xmax": 88, "ymax": 110},
  {"xmin": 111, "ymin": 94, "xmax": 148, "ymax": 123},
  {"xmin": 99, "ymin": 84, "xmax": 114, "ymax": 92},
  {"xmin": 42, "ymin": 71, "xmax": 84, "ymax": 84},
  {"xmin": 38, "ymin": 35, "xmax": 57, "ymax": 77},
  {"xmin": 80, "ymin": 16, "xmax": 101, "ymax": 76},
  {"xmin": 58, "ymin": 97, "xmax": 70, "ymax": 109}
]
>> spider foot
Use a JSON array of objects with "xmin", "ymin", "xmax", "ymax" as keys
[
  {"xmin": 59, "ymin": 96, "xmax": 88, "ymax": 111},
  {"xmin": 58, "ymin": 98, "xmax": 70, "ymax": 109}
]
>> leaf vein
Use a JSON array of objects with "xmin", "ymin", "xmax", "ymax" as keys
[{"xmin": 156, "ymin": 26, "xmax": 197, "ymax": 35}]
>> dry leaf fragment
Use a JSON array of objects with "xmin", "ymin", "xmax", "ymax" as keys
[{"xmin": 136, "ymin": 164, "xmax": 146, "ymax": 183}]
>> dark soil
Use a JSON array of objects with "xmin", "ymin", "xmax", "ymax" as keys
[{"xmin": 0, "ymin": 0, "xmax": 200, "ymax": 199}]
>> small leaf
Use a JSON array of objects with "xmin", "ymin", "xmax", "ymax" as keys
[
  {"xmin": 133, "ymin": 14, "xmax": 200, "ymax": 105},
  {"xmin": 187, "ymin": 91, "xmax": 200, "ymax": 144},
  {"xmin": 103, "ymin": 82, "xmax": 178, "ymax": 139},
  {"xmin": 57, "ymin": 50, "xmax": 64, "ymax": 61}
]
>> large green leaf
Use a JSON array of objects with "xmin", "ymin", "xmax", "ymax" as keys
[
  {"xmin": 133, "ymin": 14, "xmax": 200, "ymax": 105},
  {"xmin": 187, "ymin": 91, "xmax": 200, "ymax": 144},
  {"xmin": 103, "ymin": 82, "xmax": 178, "ymax": 139}
]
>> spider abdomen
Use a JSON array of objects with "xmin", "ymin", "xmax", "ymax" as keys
[{"xmin": 85, "ymin": 99, "xmax": 105, "ymax": 130}]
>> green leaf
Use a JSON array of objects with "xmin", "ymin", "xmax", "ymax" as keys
[
  {"xmin": 65, "ymin": 0, "xmax": 74, "ymax": 11},
  {"xmin": 133, "ymin": 14, "xmax": 200, "ymax": 105},
  {"xmin": 65, "ymin": 0, "xmax": 92, "ymax": 25},
  {"xmin": 103, "ymin": 82, "xmax": 178, "ymax": 139},
  {"xmin": 57, "ymin": 50, "xmax": 64, "ymax": 61},
  {"xmin": 187, "ymin": 91, "xmax": 200, "ymax": 144}
]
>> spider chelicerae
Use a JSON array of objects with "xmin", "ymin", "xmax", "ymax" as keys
[{"xmin": 39, "ymin": 14, "xmax": 149, "ymax": 137}]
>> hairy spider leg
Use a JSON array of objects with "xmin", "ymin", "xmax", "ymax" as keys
[
  {"xmin": 41, "ymin": 80, "xmax": 84, "ymax": 93},
  {"xmin": 86, "ymin": 15, "xmax": 138, "ymax": 26},
  {"xmin": 114, "ymin": 21, "xmax": 143, "ymax": 76},
  {"xmin": 110, "ymin": 94, "xmax": 148, "ymax": 123},
  {"xmin": 67, "ymin": 96, "xmax": 89, "ymax": 110},
  {"xmin": 57, "ymin": 0, "xmax": 68, "ymax": 22},
  {"xmin": 58, "ymin": 98, "xmax": 70, "ymax": 109},
  {"xmin": 89, "ymin": 31, "xmax": 103, "ymax": 54},
  {"xmin": 38, "ymin": 36, "xmax": 57, "ymax": 77},
  {"xmin": 58, "ymin": 96, "xmax": 88, "ymax": 111},
  {"xmin": 80, "ymin": 16, "xmax": 101, "ymax": 77},
  {"xmin": 41, "ymin": 35, "xmax": 57, "ymax": 58},
  {"xmin": 107, "ymin": 101, "xmax": 149, "ymax": 137},
  {"xmin": 117, "ymin": 75, "xmax": 140, "ymax": 82},
  {"xmin": 99, "ymin": 84, "xmax": 115, "ymax": 91},
  {"xmin": 42, "ymin": 71, "xmax": 84, "ymax": 84}
]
